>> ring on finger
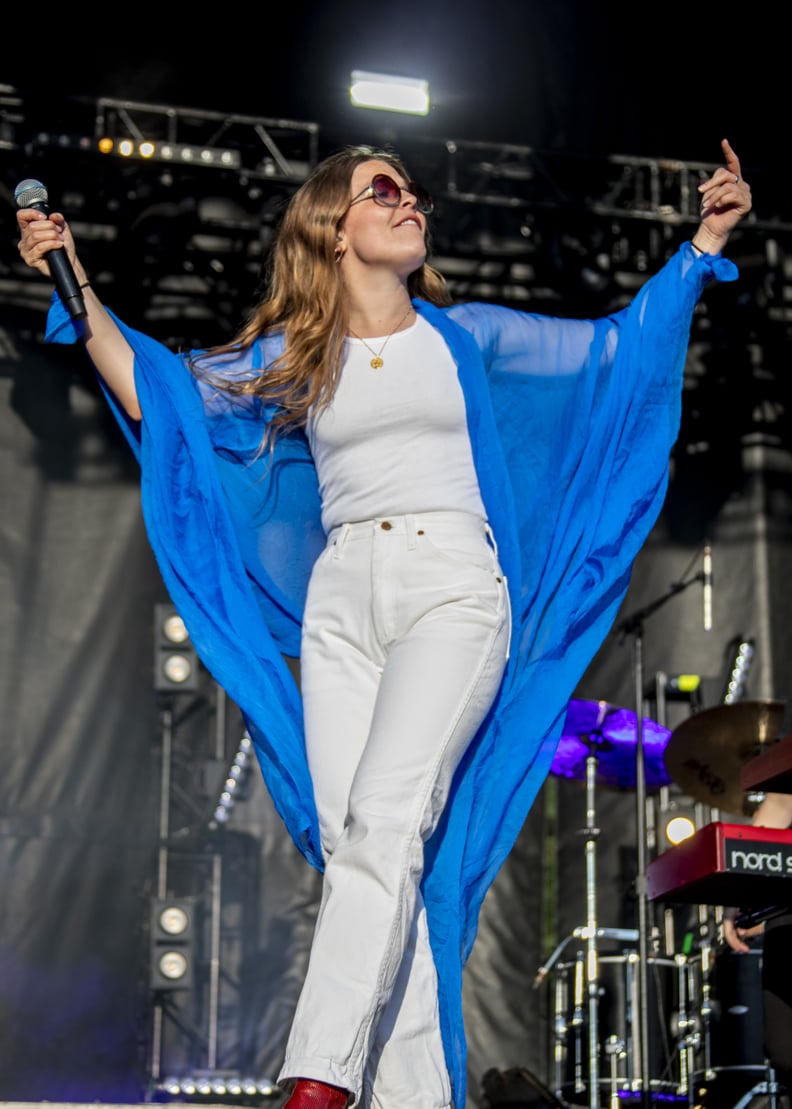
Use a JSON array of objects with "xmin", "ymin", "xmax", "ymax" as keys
[{"xmin": 735, "ymin": 175, "xmax": 740, "ymax": 184}]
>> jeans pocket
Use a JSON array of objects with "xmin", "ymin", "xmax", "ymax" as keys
[{"xmin": 418, "ymin": 526, "xmax": 499, "ymax": 577}]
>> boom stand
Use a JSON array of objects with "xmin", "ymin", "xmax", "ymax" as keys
[
  {"xmin": 582, "ymin": 717, "xmax": 610, "ymax": 1109},
  {"xmin": 615, "ymin": 569, "xmax": 703, "ymax": 1109}
]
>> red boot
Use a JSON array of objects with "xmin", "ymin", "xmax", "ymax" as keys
[{"xmin": 282, "ymin": 1078, "xmax": 350, "ymax": 1108}]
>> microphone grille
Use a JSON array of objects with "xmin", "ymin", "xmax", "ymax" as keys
[{"xmin": 14, "ymin": 178, "xmax": 48, "ymax": 208}]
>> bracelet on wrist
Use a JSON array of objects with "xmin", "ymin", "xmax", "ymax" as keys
[
  {"xmin": 78, "ymin": 280, "xmax": 91, "ymax": 289},
  {"xmin": 690, "ymin": 240, "xmax": 705, "ymax": 256}
]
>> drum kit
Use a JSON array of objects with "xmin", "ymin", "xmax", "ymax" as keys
[{"xmin": 540, "ymin": 696, "xmax": 788, "ymax": 1109}]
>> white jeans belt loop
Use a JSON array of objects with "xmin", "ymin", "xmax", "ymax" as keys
[
  {"xmin": 484, "ymin": 521, "xmax": 499, "ymax": 559},
  {"xmin": 332, "ymin": 522, "xmax": 352, "ymax": 559},
  {"xmin": 406, "ymin": 514, "xmax": 418, "ymax": 550}
]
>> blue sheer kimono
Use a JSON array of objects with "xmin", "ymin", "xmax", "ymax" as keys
[{"xmin": 46, "ymin": 242, "xmax": 736, "ymax": 1106}]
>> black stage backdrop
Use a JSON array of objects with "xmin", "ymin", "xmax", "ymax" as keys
[{"xmin": 2, "ymin": 261, "xmax": 791, "ymax": 1107}]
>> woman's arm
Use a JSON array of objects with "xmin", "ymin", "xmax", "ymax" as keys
[
  {"xmin": 450, "ymin": 140, "xmax": 751, "ymax": 380},
  {"xmin": 16, "ymin": 208, "xmax": 141, "ymax": 420}
]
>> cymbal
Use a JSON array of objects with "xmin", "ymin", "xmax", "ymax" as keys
[
  {"xmin": 663, "ymin": 699, "xmax": 786, "ymax": 815},
  {"xmin": 551, "ymin": 699, "xmax": 672, "ymax": 791}
]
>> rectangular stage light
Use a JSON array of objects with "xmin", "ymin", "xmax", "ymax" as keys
[{"xmin": 350, "ymin": 70, "xmax": 430, "ymax": 116}]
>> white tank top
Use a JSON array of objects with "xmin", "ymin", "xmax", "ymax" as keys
[{"xmin": 307, "ymin": 315, "xmax": 486, "ymax": 534}]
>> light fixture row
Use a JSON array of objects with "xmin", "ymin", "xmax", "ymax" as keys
[
  {"xmin": 212, "ymin": 733, "xmax": 255, "ymax": 826},
  {"xmin": 95, "ymin": 71, "xmax": 431, "ymax": 172},
  {"xmin": 723, "ymin": 638, "xmax": 755, "ymax": 704},
  {"xmin": 97, "ymin": 136, "xmax": 241, "ymax": 168},
  {"xmin": 158, "ymin": 1073, "xmax": 278, "ymax": 1098}
]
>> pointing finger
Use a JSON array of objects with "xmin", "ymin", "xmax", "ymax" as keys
[{"xmin": 721, "ymin": 138, "xmax": 742, "ymax": 181}]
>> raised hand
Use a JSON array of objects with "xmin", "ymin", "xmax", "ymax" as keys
[
  {"xmin": 694, "ymin": 138, "xmax": 752, "ymax": 253},
  {"xmin": 16, "ymin": 208, "xmax": 84, "ymax": 283}
]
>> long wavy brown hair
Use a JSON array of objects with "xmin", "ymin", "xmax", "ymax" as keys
[{"xmin": 191, "ymin": 145, "xmax": 452, "ymax": 443}]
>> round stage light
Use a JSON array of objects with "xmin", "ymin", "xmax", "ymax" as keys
[
  {"xmin": 158, "ymin": 950, "xmax": 189, "ymax": 981},
  {"xmin": 163, "ymin": 654, "xmax": 193, "ymax": 684},
  {"xmin": 162, "ymin": 612, "xmax": 190, "ymax": 643},
  {"xmin": 665, "ymin": 815, "xmax": 696, "ymax": 846},
  {"xmin": 159, "ymin": 905, "xmax": 189, "ymax": 936}
]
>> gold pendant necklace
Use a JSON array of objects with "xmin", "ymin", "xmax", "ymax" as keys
[{"xmin": 349, "ymin": 304, "xmax": 414, "ymax": 369}]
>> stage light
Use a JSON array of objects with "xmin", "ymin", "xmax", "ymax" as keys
[
  {"xmin": 147, "ymin": 143, "xmax": 243, "ymax": 168},
  {"xmin": 159, "ymin": 904, "xmax": 190, "ymax": 936},
  {"xmin": 163, "ymin": 612, "xmax": 189, "ymax": 643},
  {"xmin": 97, "ymin": 132, "xmax": 241, "ymax": 170},
  {"xmin": 158, "ymin": 949, "xmax": 189, "ymax": 981},
  {"xmin": 150, "ymin": 896, "xmax": 195, "ymax": 990},
  {"xmin": 156, "ymin": 1073, "xmax": 279, "ymax": 1101},
  {"xmin": 723, "ymin": 637, "xmax": 755, "ymax": 704},
  {"xmin": 154, "ymin": 603, "xmax": 200, "ymax": 692},
  {"xmin": 163, "ymin": 654, "xmax": 193, "ymax": 684},
  {"xmin": 350, "ymin": 70, "xmax": 430, "ymax": 115},
  {"xmin": 665, "ymin": 815, "xmax": 696, "ymax": 846},
  {"xmin": 210, "ymin": 733, "xmax": 254, "ymax": 827}
]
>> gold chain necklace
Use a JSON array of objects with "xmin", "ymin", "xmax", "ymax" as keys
[{"xmin": 348, "ymin": 305, "xmax": 414, "ymax": 369}]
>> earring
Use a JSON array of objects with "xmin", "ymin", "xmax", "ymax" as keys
[{"xmin": 334, "ymin": 245, "xmax": 345, "ymax": 263}]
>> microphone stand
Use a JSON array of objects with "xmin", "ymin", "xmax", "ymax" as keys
[{"xmin": 614, "ymin": 569, "xmax": 703, "ymax": 1109}]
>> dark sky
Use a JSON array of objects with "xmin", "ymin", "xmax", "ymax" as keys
[{"xmin": 1, "ymin": 2, "xmax": 781, "ymax": 174}]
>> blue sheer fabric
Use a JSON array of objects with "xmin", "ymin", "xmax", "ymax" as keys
[{"xmin": 45, "ymin": 242, "xmax": 736, "ymax": 1106}]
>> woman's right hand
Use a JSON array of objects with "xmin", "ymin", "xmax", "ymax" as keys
[
  {"xmin": 17, "ymin": 206, "xmax": 142, "ymax": 420},
  {"xmin": 17, "ymin": 208, "xmax": 87, "ymax": 285}
]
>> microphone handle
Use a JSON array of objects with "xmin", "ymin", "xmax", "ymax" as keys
[{"xmin": 29, "ymin": 200, "xmax": 87, "ymax": 321}]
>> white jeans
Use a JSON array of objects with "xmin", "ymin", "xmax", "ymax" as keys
[{"xmin": 279, "ymin": 511, "xmax": 511, "ymax": 1109}]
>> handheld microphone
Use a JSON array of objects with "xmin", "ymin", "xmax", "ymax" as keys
[
  {"xmin": 702, "ymin": 544, "xmax": 713, "ymax": 632},
  {"xmin": 14, "ymin": 178, "xmax": 87, "ymax": 321}
]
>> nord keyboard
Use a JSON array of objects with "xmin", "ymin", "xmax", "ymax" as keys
[{"xmin": 646, "ymin": 821, "xmax": 792, "ymax": 907}]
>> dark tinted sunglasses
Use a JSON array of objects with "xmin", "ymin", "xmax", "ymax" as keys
[{"xmin": 347, "ymin": 173, "xmax": 434, "ymax": 215}]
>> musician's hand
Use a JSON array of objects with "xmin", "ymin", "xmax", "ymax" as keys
[
  {"xmin": 723, "ymin": 915, "xmax": 764, "ymax": 954},
  {"xmin": 17, "ymin": 208, "xmax": 83, "ymax": 282},
  {"xmin": 693, "ymin": 138, "xmax": 752, "ymax": 255}
]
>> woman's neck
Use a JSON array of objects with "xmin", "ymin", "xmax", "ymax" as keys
[{"xmin": 344, "ymin": 273, "xmax": 414, "ymax": 339}]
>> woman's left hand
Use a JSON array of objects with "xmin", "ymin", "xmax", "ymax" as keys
[{"xmin": 693, "ymin": 138, "xmax": 752, "ymax": 254}]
